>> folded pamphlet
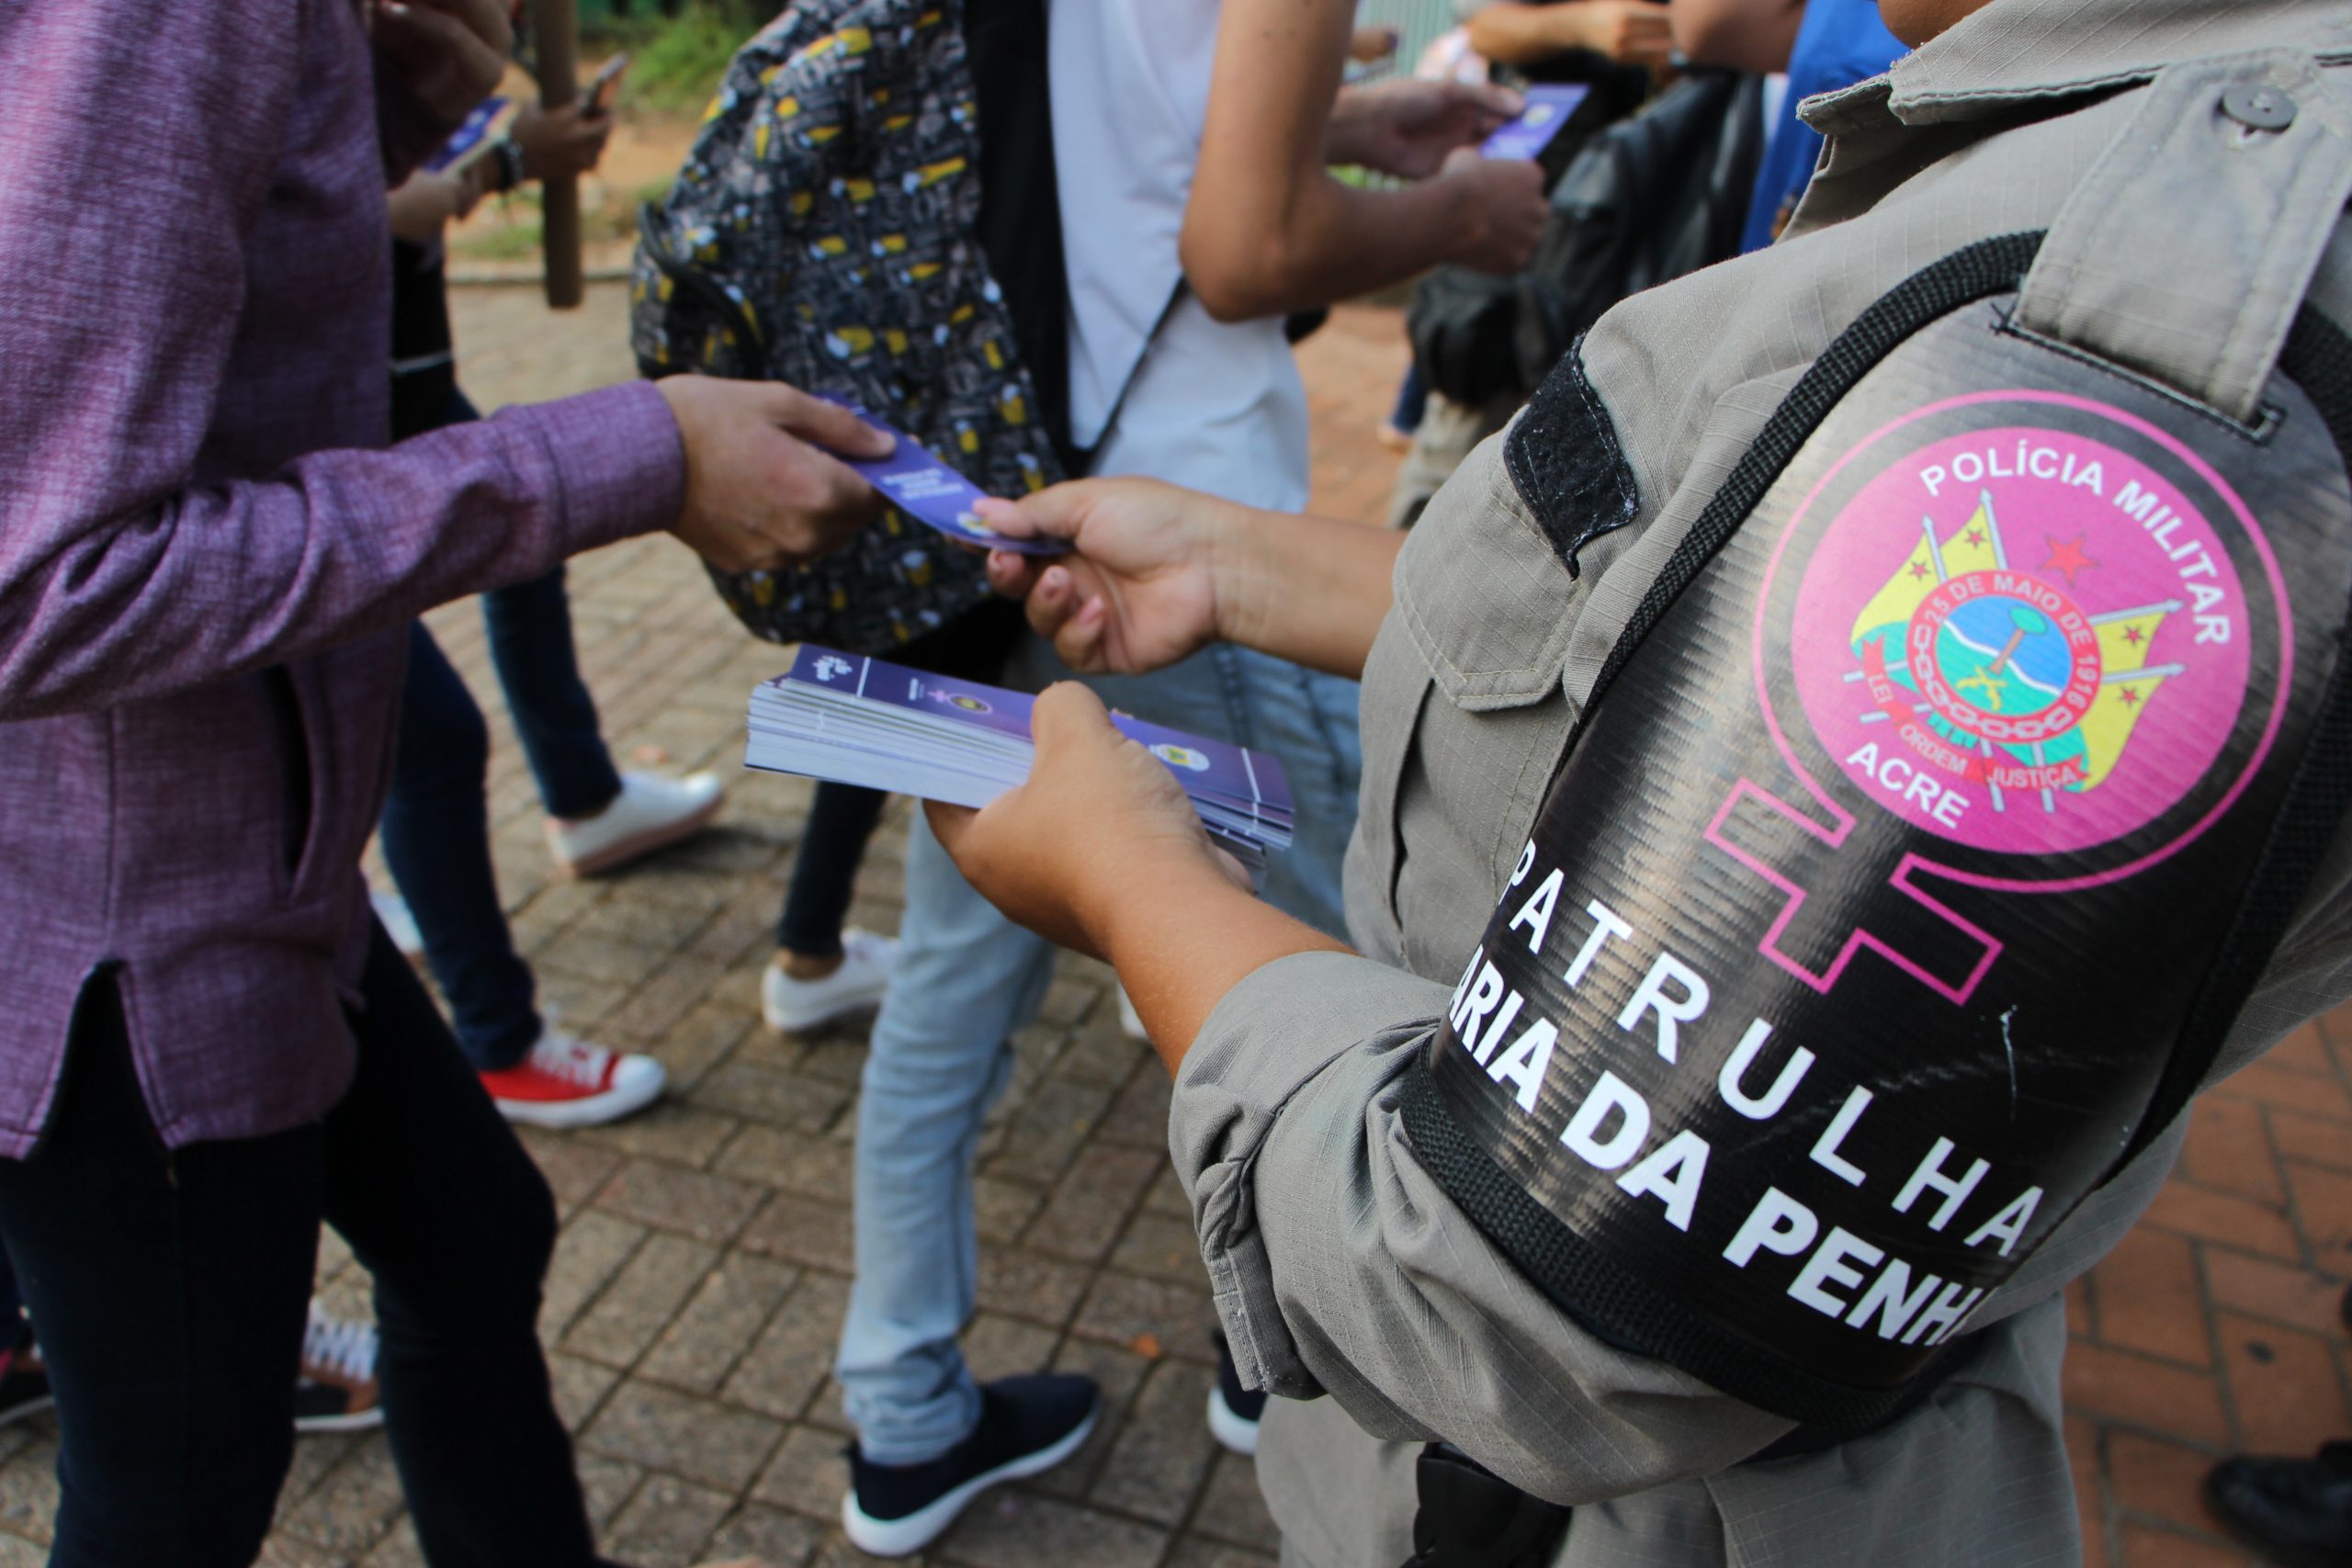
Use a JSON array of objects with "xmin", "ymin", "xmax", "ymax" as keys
[
  {"xmin": 745, "ymin": 647, "xmax": 1294, "ymax": 871},
  {"xmin": 426, "ymin": 96, "xmax": 515, "ymax": 175},
  {"xmin": 813, "ymin": 397, "xmax": 1070, "ymax": 557},
  {"xmin": 1480, "ymin": 84, "xmax": 1591, "ymax": 161}
]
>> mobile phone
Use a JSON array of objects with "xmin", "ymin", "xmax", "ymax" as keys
[{"xmin": 582, "ymin": 51, "xmax": 630, "ymax": 115}]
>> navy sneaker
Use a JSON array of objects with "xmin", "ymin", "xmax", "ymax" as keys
[
  {"xmin": 1207, "ymin": 1335, "xmax": 1266, "ymax": 1457},
  {"xmin": 842, "ymin": 1373, "xmax": 1101, "ymax": 1556}
]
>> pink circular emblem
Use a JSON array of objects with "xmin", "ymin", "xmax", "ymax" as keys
[{"xmin": 1788, "ymin": 423, "xmax": 2255, "ymax": 858}]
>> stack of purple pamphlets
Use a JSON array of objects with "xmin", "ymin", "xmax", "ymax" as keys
[{"xmin": 746, "ymin": 647, "xmax": 1294, "ymax": 871}]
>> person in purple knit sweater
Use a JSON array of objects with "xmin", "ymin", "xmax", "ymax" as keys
[{"xmin": 0, "ymin": 2, "xmax": 885, "ymax": 1563}]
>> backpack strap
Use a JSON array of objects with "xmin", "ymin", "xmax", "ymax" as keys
[
  {"xmin": 1069, "ymin": 281, "xmax": 1188, "ymax": 476},
  {"xmin": 2013, "ymin": 49, "xmax": 2352, "ymax": 427}
]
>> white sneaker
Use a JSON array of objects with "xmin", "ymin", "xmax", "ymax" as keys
[
  {"xmin": 479, "ymin": 1027, "xmax": 666, "ymax": 1128},
  {"xmin": 762, "ymin": 929, "xmax": 899, "ymax": 1032},
  {"xmin": 546, "ymin": 771, "xmax": 725, "ymax": 877},
  {"xmin": 370, "ymin": 890, "xmax": 425, "ymax": 959},
  {"xmin": 1115, "ymin": 986, "xmax": 1147, "ymax": 1041},
  {"xmin": 294, "ymin": 1302, "xmax": 384, "ymax": 1434}
]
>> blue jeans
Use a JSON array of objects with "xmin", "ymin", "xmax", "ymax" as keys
[{"xmin": 834, "ymin": 643, "xmax": 1362, "ymax": 1463}]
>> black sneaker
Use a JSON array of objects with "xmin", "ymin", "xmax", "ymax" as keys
[
  {"xmin": 2207, "ymin": 1442, "xmax": 2352, "ymax": 1568},
  {"xmin": 1207, "ymin": 1334, "xmax": 1266, "ymax": 1457},
  {"xmin": 842, "ymin": 1373, "xmax": 1101, "ymax": 1556},
  {"xmin": 0, "ymin": 1340, "xmax": 51, "ymax": 1429}
]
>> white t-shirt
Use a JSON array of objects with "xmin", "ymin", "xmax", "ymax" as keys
[{"xmin": 1048, "ymin": 0, "xmax": 1313, "ymax": 512}]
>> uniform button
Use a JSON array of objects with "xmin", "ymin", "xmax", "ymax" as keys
[{"xmin": 2222, "ymin": 85, "xmax": 2298, "ymax": 132}]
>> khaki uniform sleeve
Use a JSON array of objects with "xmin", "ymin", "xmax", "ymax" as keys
[{"xmin": 1170, "ymin": 950, "xmax": 1796, "ymax": 1504}]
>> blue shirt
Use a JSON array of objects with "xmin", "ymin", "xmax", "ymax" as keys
[{"xmin": 1738, "ymin": 0, "xmax": 1905, "ymax": 253}]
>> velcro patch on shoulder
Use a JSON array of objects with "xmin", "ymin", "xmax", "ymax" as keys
[{"xmin": 1504, "ymin": 344, "xmax": 1642, "ymax": 580}]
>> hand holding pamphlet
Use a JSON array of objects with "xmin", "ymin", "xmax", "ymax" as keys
[
  {"xmin": 425, "ymin": 96, "xmax": 515, "ymax": 175},
  {"xmin": 812, "ymin": 398, "xmax": 1070, "ymax": 558},
  {"xmin": 1480, "ymin": 84, "xmax": 1591, "ymax": 161},
  {"xmin": 745, "ymin": 648, "xmax": 1293, "ymax": 872}
]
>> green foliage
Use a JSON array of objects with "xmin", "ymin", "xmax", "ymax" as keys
[{"xmin": 586, "ymin": 2, "xmax": 760, "ymax": 116}]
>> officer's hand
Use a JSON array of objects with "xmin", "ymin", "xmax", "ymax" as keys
[
  {"xmin": 1436, "ymin": 148, "xmax": 1549, "ymax": 276},
  {"xmin": 657, "ymin": 377, "xmax": 891, "ymax": 573},
  {"xmin": 976, "ymin": 479, "xmax": 1233, "ymax": 676},
  {"xmin": 369, "ymin": 0, "xmax": 512, "ymax": 127},
  {"xmin": 926, "ymin": 683, "xmax": 1251, "ymax": 956}
]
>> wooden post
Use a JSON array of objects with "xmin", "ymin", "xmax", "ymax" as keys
[{"xmin": 532, "ymin": 0, "xmax": 585, "ymax": 310}]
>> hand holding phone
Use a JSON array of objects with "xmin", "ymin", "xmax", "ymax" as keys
[{"xmin": 582, "ymin": 51, "xmax": 630, "ymax": 115}]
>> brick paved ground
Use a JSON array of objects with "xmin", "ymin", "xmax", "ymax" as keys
[{"xmin": 1, "ymin": 287, "xmax": 2345, "ymax": 1567}]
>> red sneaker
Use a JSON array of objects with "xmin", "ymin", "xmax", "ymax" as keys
[{"xmin": 479, "ymin": 1029, "xmax": 665, "ymax": 1130}]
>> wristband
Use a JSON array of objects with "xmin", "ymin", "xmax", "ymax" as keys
[{"xmin": 491, "ymin": 138, "xmax": 526, "ymax": 194}]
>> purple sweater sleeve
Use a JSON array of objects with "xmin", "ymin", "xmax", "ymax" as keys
[{"xmin": 0, "ymin": 0, "xmax": 684, "ymax": 723}]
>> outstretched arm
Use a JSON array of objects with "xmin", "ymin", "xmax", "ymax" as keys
[
  {"xmin": 975, "ymin": 479, "xmax": 1403, "ymax": 683},
  {"xmin": 1668, "ymin": 0, "xmax": 1805, "ymax": 73},
  {"xmin": 1181, "ymin": 0, "xmax": 1547, "ymax": 321},
  {"xmin": 1464, "ymin": 0, "xmax": 1676, "ymax": 70}
]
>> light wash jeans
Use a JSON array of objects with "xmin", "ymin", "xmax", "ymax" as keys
[{"xmin": 834, "ymin": 642, "xmax": 1363, "ymax": 1463}]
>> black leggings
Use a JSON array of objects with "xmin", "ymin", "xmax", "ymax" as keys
[
  {"xmin": 773, "ymin": 599, "xmax": 1030, "ymax": 956},
  {"xmin": 0, "ymin": 930, "xmax": 606, "ymax": 1568}
]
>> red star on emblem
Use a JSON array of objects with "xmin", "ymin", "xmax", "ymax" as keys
[
  {"xmin": 1965, "ymin": 528, "xmax": 1986, "ymax": 548},
  {"xmin": 1908, "ymin": 561, "xmax": 1931, "ymax": 581},
  {"xmin": 2120, "ymin": 687, "xmax": 2142, "ymax": 707},
  {"xmin": 2123, "ymin": 625, "xmax": 2145, "ymax": 646},
  {"xmin": 2040, "ymin": 534, "xmax": 2099, "ymax": 587}
]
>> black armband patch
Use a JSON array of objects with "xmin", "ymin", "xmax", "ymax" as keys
[{"xmin": 1408, "ymin": 234, "xmax": 2352, "ymax": 1431}]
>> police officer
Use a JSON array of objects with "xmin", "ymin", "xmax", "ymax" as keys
[{"xmin": 934, "ymin": 0, "xmax": 2352, "ymax": 1562}]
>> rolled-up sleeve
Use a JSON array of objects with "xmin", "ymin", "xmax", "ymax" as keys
[{"xmin": 1172, "ymin": 949, "xmax": 1795, "ymax": 1505}]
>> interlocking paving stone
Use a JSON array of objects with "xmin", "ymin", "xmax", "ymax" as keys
[
  {"xmin": 751, "ymin": 1424, "xmax": 854, "ymax": 1522},
  {"xmin": 1025, "ymin": 1145, "xmax": 1163, "ymax": 1263},
  {"xmin": 973, "ymin": 1248, "xmax": 1094, "ymax": 1330},
  {"xmin": 1166, "ymin": 1541, "xmax": 1279, "ymax": 1568},
  {"xmin": 583, "ymin": 1381, "xmax": 786, "ymax": 1493},
  {"xmin": 540, "ymin": 1207, "xmax": 650, "ymax": 1344},
  {"xmin": 1109, "ymin": 1212, "xmax": 1216, "ymax": 1288},
  {"xmin": 565, "ymin": 1232, "xmax": 725, "ymax": 1368},
  {"xmin": 1089, "ymin": 1358, "xmax": 1220, "ymax": 1525},
  {"xmin": 706, "ymin": 1502, "xmax": 826, "ymax": 1568},
  {"xmin": 1073, "ymin": 1273, "xmax": 1223, "ymax": 1364},
  {"xmin": 641, "ymin": 1256, "xmax": 802, "ymax": 1394},
  {"xmin": 515, "ymin": 1125, "xmax": 628, "ymax": 1208},
  {"xmin": 716, "ymin": 1123, "xmax": 858, "ymax": 1203},
  {"xmin": 605, "ymin": 1473, "xmax": 736, "ymax": 1567},
  {"xmin": 576, "ymin": 1103, "xmax": 743, "ymax": 1170},
  {"xmin": 277, "ymin": 1440, "xmax": 406, "ymax": 1555},
  {"xmin": 0, "ymin": 1434, "xmax": 55, "ymax": 1543},
  {"xmin": 1191, "ymin": 1453, "xmax": 1283, "ymax": 1555},
  {"xmin": 739, "ymin": 1191, "xmax": 857, "ymax": 1273},
  {"xmin": 939, "ymin": 1491, "xmax": 1168, "ymax": 1568},
  {"xmin": 726, "ymin": 1272, "xmax": 854, "ymax": 1422},
  {"xmin": 550, "ymin": 1349, "xmax": 627, "ymax": 1435},
  {"xmin": 597, "ymin": 1160, "xmax": 767, "ymax": 1247},
  {"xmin": 692, "ymin": 1062, "xmax": 854, "ymax": 1133}
]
